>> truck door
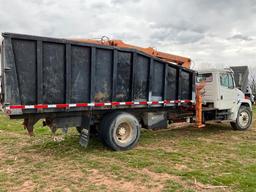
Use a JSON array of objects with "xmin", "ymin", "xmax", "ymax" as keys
[{"xmin": 218, "ymin": 73, "xmax": 236, "ymax": 110}]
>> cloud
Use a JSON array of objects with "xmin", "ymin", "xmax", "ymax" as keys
[
  {"xmin": 111, "ymin": 0, "xmax": 141, "ymax": 5},
  {"xmin": 150, "ymin": 22, "xmax": 205, "ymax": 44},
  {"xmin": 0, "ymin": 0, "xmax": 256, "ymax": 69},
  {"xmin": 228, "ymin": 34, "xmax": 253, "ymax": 41}
]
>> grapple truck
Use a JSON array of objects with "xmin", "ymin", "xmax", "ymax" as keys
[{"xmin": 0, "ymin": 33, "xmax": 252, "ymax": 150}]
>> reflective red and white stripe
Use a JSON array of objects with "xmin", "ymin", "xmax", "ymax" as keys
[{"xmin": 5, "ymin": 100, "xmax": 194, "ymax": 110}]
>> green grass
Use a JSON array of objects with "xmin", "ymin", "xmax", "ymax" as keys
[{"xmin": 0, "ymin": 109, "xmax": 256, "ymax": 191}]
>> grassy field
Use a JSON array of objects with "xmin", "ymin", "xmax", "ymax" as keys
[{"xmin": 0, "ymin": 108, "xmax": 256, "ymax": 192}]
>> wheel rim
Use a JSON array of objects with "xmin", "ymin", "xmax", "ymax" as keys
[
  {"xmin": 115, "ymin": 122, "xmax": 133, "ymax": 144},
  {"xmin": 238, "ymin": 111, "xmax": 250, "ymax": 128}
]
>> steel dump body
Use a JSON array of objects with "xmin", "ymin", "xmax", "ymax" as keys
[{"xmin": 1, "ymin": 33, "xmax": 195, "ymax": 116}]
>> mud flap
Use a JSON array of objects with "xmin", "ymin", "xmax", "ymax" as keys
[
  {"xmin": 79, "ymin": 114, "xmax": 92, "ymax": 148},
  {"xmin": 79, "ymin": 127, "xmax": 90, "ymax": 148}
]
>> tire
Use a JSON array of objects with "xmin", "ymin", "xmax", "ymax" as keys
[
  {"xmin": 230, "ymin": 106, "xmax": 252, "ymax": 131},
  {"xmin": 99, "ymin": 112, "xmax": 141, "ymax": 151}
]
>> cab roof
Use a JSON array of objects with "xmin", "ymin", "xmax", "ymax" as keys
[{"xmin": 198, "ymin": 68, "xmax": 233, "ymax": 74}]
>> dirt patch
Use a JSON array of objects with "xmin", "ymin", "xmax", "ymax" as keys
[
  {"xmin": 89, "ymin": 156, "xmax": 205, "ymax": 191},
  {"xmin": 87, "ymin": 168, "xmax": 157, "ymax": 192},
  {"xmin": 136, "ymin": 145, "xmax": 177, "ymax": 153},
  {"xmin": 0, "ymin": 148, "xmax": 4, "ymax": 159},
  {"xmin": 141, "ymin": 168, "xmax": 230, "ymax": 192},
  {"xmin": 141, "ymin": 168, "xmax": 170, "ymax": 181},
  {"xmin": 174, "ymin": 163, "xmax": 189, "ymax": 171},
  {"xmin": 140, "ymin": 168, "xmax": 187, "ymax": 190},
  {"xmin": 11, "ymin": 180, "xmax": 35, "ymax": 192}
]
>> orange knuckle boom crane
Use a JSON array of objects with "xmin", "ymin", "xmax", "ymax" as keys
[{"xmin": 72, "ymin": 38, "xmax": 191, "ymax": 69}]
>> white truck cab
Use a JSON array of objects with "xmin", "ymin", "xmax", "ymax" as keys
[{"xmin": 198, "ymin": 68, "xmax": 252, "ymax": 130}]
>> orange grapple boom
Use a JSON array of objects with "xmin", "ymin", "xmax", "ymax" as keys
[{"xmin": 71, "ymin": 38, "xmax": 191, "ymax": 69}]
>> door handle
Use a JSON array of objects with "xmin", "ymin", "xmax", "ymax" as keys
[{"xmin": 221, "ymin": 95, "xmax": 223, "ymax": 100}]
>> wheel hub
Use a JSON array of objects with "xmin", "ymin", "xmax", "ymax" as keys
[
  {"xmin": 116, "ymin": 122, "xmax": 133, "ymax": 143},
  {"xmin": 239, "ymin": 111, "xmax": 249, "ymax": 127},
  {"xmin": 118, "ymin": 127, "xmax": 126, "ymax": 136}
]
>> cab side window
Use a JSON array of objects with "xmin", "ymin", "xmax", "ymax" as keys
[
  {"xmin": 220, "ymin": 73, "xmax": 234, "ymax": 89},
  {"xmin": 220, "ymin": 73, "xmax": 229, "ymax": 88},
  {"xmin": 228, "ymin": 73, "xmax": 234, "ymax": 89}
]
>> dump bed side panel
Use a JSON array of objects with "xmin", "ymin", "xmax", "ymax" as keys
[
  {"xmin": 12, "ymin": 39, "xmax": 37, "ymax": 105},
  {"xmin": 2, "ymin": 37, "xmax": 21, "ymax": 106},
  {"xmin": 115, "ymin": 51, "xmax": 132, "ymax": 101},
  {"xmin": 134, "ymin": 55, "xmax": 150, "ymax": 101},
  {"xmin": 71, "ymin": 46, "xmax": 91, "ymax": 103},
  {"xmin": 1, "ymin": 33, "xmax": 195, "ymax": 115}
]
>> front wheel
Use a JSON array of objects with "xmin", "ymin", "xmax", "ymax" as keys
[
  {"xmin": 230, "ymin": 106, "xmax": 252, "ymax": 131},
  {"xmin": 100, "ymin": 112, "xmax": 141, "ymax": 151}
]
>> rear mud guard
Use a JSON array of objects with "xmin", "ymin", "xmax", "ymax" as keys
[{"xmin": 79, "ymin": 114, "xmax": 92, "ymax": 148}]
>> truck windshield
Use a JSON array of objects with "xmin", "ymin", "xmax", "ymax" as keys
[{"xmin": 197, "ymin": 73, "xmax": 213, "ymax": 83}]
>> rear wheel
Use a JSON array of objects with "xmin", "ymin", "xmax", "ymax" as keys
[
  {"xmin": 230, "ymin": 106, "xmax": 252, "ymax": 131},
  {"xmin": 100, "ymin": 112, "xmax": 141, "ymax": 151}
]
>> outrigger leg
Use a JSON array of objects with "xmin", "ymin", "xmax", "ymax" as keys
[
  {"xmin": 196, "ymin": 82, "xmax": 205, "ymax": 128},
  {"xmin": 23, "ymin": 116, "xmax": 39, "ymax": 136}
]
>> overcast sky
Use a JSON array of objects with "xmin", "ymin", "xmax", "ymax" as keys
[{"xmin": 0, "ymin": 0, "xmax": 256, "ymax": 69}]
